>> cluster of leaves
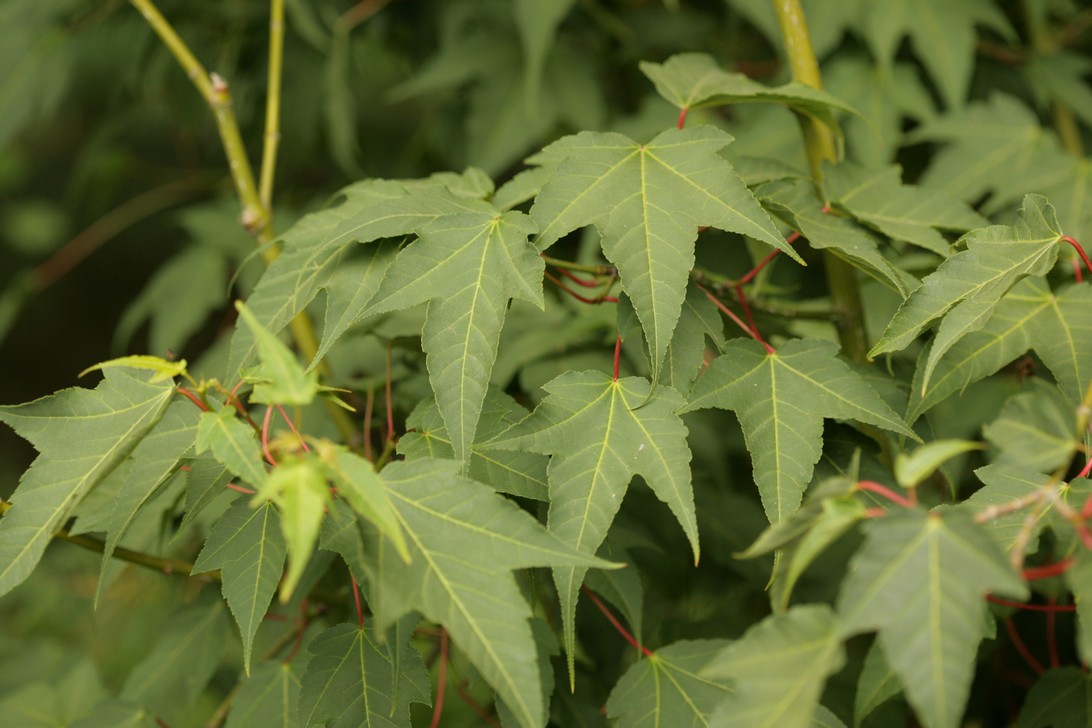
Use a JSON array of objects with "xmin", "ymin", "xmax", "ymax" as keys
[{"xmin": 4, "ymin": 1, "xmax": 1092, "ymax": 727}]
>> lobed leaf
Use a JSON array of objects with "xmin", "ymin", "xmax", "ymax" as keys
[
  {"xmin": 871, "ymin": 194, "xmax": 1065, "ymax": 394},
  {"xmin": 703, "ymin": 605, "xmax": 845, "ymax": 728},
  {"xmin": 360, "ymin": 210, "xmax": 543, "ymax": 466},
  {"xmin": 485, "ymin": 371, "xmax": 696, "ymax": 680},
  {"xmin": 641, "ymin": 52, "xmax": 855, "ymax": 129},
  {"xmin": 192, "ymin": 499, "xmax": 287, "ymax": 673},
  {"xmin": 0, "ymin": 369, "xmax": 174, "ymax": 598},
  {"xmin": 838, "ymin": 510, "xmax": 1028, "ymax": 728},
  {"xmin": 297, "ymin": 621, "xmax": 430, "ymax": 728},
  {"xmin": 605, "ymin": 639, "xmax": 733, "ymax": 727},
  {"xmin": 224, "ymin": 661, "xmax": 301, "ymax": 728},
  {"xmin": 685, "ymin": 338, "xmax": 915, "ymax": 524},
  {"xmin": 531, "ymin": 125, "xmax": 788, "ymax": 377}
]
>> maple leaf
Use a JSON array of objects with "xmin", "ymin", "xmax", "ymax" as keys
[
  {"xmin": 756, "ymin": 177, "xmax": 916, "ymax": 296},
  {"xmin": 960, "ymin": 465, "xmax": 1053, "ymax": 555},
  {"xmin": 684, "ymin": 338, "xmax": 915, "ymax": 523},
  {"xmin": 297, "ymin": 621, "xmax": 430, "ymax": 728},
  {"xmin": 870, "ymin": 194, "xmax": 1065, "ymax": 393},
  {"xmin": 907, "ymin": 278, "xmax": 1092, "ymax": 422},
  {"xmin": 605, "ymin": 639, "xmax": 733, "ymax": 727},
  {"xmin": 838, "ymin": 510, "xmax": 1028, "ymax": 728},
  {"xmin": 0, "ymin": 369, "xmax": 175, "ymax": 598},
  {"xmin": 228, "ymin": 171, "xmax": 493, "ymax": 375},
  {"xmin": 1017, "ymin": 668, "xmax": 1092, "ymax": 728},
  {"xmin": 823, "ymin": 162, "xmax": 987, "ymax": 256},
  {"xmin": 530, "ymin": 125, "xmax": 790, "ymax": 376},
  {"xmin": 702, "ymin": 605, "xmax": 845, "ymax": 728},
  {"xmin": 640, "ymin": 52, "xmax": 855, "ymax": 129},
  {"xmin": 321, "ymin": 458, "xmax": 615, "ymax": 728},
  {"xmin": 359, "ymin": 210, "xmax": 543, "ymax": 466},
  {"xmin": 484, "ymin": 370, "xmax": 697, "ymax": 681},
  {"xmin": 192, "ymin": 500, "xmax": 287, "ymax": 674}
]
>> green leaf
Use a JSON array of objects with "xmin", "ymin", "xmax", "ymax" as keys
[
  {"xmin": 235, "ymin": 301, "xmax": 318, "ymax": 406},
  {"xmin": 640, "ymin": 53, "xmax": 855, "ymax": 129},
  {"xmin": 962, "ymin": 465, "xmax": 1053, "ymax": 554},
  {"xmin": 854, "ymin": 640, "xmax": 902, "ymax": 728},
  {"xmin": 531, "ymin": 126, "xmax": 788, "ymax": 376},
  {"xmin": 361, "ymin": 210, "xmax": 543, "ymax": 466},
  {"xmin": 983, "ymin": 381, "xmax": 1075, "ymax": 473},
  {"xmin": 96, "ymin": 399, "xmax": 200, "ymax": 605},
  {"xmin": 0, "ymin": 660, "xmax": 104, "ymax": 727},
  {"xmin": 352, "ymin": 458, "xmax": 614, "ymax": 728},
  {"xmin": 192, "ymin": 499, "xmax": 287, "ymax": 673},
  {"xmin": 196, "ymin": 407, "xmax": 268, "ymax": 488},
  {"xmin": 861, "ymin": 0, "xmax": 1011, "ymax": 109},
  {"xmin": 895, "ymin": 440, "xmax": 984, "ymax": 490},
  {"xmin": 906, "ymin": 278, "xmax": 1092, "ymax": 422},
  {"xmin": 685, "ymin": 338, "xmax": 915, "ymax": 523},
  {"xmin": 738, "ymin": 477, "xmax": 858, "ymax": 558},
  {"xmin": 1065, "ymin": 554, "xmax": 1092, "ymax": 667},
  {"xmin": 485, "ymin": 371, "xmax": 696, "ymax": 679},
  {"xmin": 756, "ymin": 178, "xmax": 916, "ymax": 296},
  {"xmin": 0, "ymin": 368, "xmax": 174, "ymax": 598},
  {"xmin": 297, "ymin": 621, "xmax": 430, "ymax": 728},
  {"xmin": 79, "ymin": 355, "xmax": 188, "ymax": 383},
  {"xmin": 255, "ymin": 455, "xmax": 330, "ymax": 602},
  {"xmin": 319, "ymin": 445, "xmax": 410, "ymax": 563},
  {"xmin": 229, "ymin": 174, "xmax": 491, "ymax": 375},
  {"xmin": 398, "ymin": 390, "xmax": 549, "ymax": 501},
  {"xmin": 119, "ymin": 601, "xmax": 229, "ymax": 724},
  {"xmin": 605, "ymin": 639, "xmax": 733, "ymax": 727},
  {"xmin": 823, "ymin": 163, "xmax": 987, "ymax": 256},
  {"xmin": 703, "ymin": 605, "xmax": 845, "ymax": 728},
  {"xmin": 870, "ymin": 194, "xmax": 1065, "ymax": 394},
  {"xmin": 838, "ymin": 510, "xmax": 1028, "ymax": 728},
  {"xmin": 225, "ymin": 661, "xmax": 301, "ymax": 728},
  {"xmin": 1017, "ymin": 668, "xmax": 1092, "ymax": 728}
]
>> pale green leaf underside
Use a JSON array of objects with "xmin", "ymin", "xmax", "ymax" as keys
[
  {"xmin": 485, "ymin": 371, "xmax": 696, "ymax": 682},
  {"xmin": 0, "ymin": 369, "xmax": 174, "ymax": 598},
  {"xmin": 196, "ymin": 407, "xmax": 268, "ymax": 488},
  {"xmin": 605, "ymin": 639, "xmax": 732, "ymax": 727},
  {"xmin": 838, "ymin": 510, "xmax": 1028, "ymax": 728},
  {"xmin": 685, "ymin": 338, "xmax": 915, "ymax": 524},
  {"xmin": 531, "ymin": 125, "xmax": 788, "ymax": 376},
  {"xmin": 362, "ymin": 210, "xmax": 543, "ymax": 466},
  {"xmin": 192, "ymin": 499, "xmax": 287, "ymax": 673},
  {"xmin": 704, "ymin": 605, "xmax": 845, "ymax": 728},
  {"xmin": 871, "ymin": 194, "xmax": 1064, "ymax": 394}
]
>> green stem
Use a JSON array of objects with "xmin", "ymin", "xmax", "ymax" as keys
[
  {"xmin": 771, "ymin": 0, "xmax": 869, "ymax": 362},
  {"xmin": 129, "ymin": 0, "xmax": 357, "ymax": 444},
  {"xmin": 258, "ymin": 0, "xmax": 285, "ymax": 213}
]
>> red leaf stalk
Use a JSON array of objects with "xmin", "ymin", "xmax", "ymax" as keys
[
  {"xmin": 1003, "ymin": 617, "xmax": 1045, "ymax": 674},
  {"xmin": 582, "ymin": 585, "xmax": 653, "ymax": 657},
  {"xmin": 856, "ymin": 480, "xmax": 914, "ymax": 509},
  {"xmin": 429, "ymin": 629, "xmax": 449, "ymax": 728}
]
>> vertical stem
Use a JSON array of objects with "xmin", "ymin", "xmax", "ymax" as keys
[
  {"xmin": 771, "ymin": 0, "xmax": 869, "ymax": 362},
  {"xmin": 129, "ymin": 0, "xmax": 357, "ymax": 443},
  {"xmin": 259, "ymin": 0, "xmax": 285, "ymax": 212}
]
